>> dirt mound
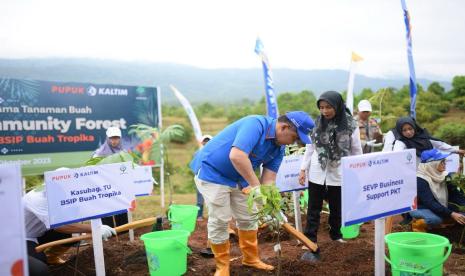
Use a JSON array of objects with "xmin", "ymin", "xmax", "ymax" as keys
[{"xmin": 50, "ymin": 214, "xmax": 465, "ymax": 275}]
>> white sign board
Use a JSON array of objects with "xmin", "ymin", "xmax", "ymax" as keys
[
  {"xmin": 341, "ymin": 149, "xmax": 417, "ymax": 226},
  {"xmin": 131, "ymin": 165, "xmax": 154, "ymax": 196},
  {"xmin": 276, "ymin": 155, "xmax": 306, "ymax": 192},
  {"xmin": 0, "ymin": 164, "xmax": 28, "ymax": 276},
  {"xmin": 45, "ymin": 162, "xmax": 135, "ymax": 228},
  {"xmin": 445, "ymin": 146, "xmax": 460, "ymax": 173}
]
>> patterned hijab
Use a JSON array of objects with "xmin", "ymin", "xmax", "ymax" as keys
[{"xmin": 311, "ymin": 91, "xmax": 357, "ymax": 169}]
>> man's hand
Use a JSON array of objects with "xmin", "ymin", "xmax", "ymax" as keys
[
  {"xmin": 451, "ymin": 212, "xmax": 465, "ymax": 225},
  {"xmin": 243, "ymin": 185, "xmax": 266, "ymax": 207},
  {"xmin": 100, "ymin": 225, "xmax": 116, "ymax": 241}
]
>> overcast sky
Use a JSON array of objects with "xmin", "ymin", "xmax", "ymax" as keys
[{"xmin": 0, "ymin": 0, "xmax": 464, "ymax": 80}]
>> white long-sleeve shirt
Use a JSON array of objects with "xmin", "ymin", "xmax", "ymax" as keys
[
  {"xmin": 382, "ymin": 130, "xmax": 457, "ymax": 165},
  {"xmin": 300, "ymin": 127, "xmax": 363, "ymax": 186},
  {"xmin": 382, "ymin": 130, "xmax": 456, "ymax": 153}
]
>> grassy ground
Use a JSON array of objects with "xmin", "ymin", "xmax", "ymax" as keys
[
  {"xmin": 161, "ymin": 116, "xmax": 229, "ymax": 193},
  {"xmin": 132, "ymin": 116, "xmax": 229, "ymax": 220},
  {"xmin": 132, "ymin": 193, "xmax": 197, "ymax": 221}
]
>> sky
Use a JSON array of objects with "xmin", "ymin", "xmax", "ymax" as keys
[{"xmin": 0, "ymin": 0, "xmax": 464, "ymax": 80}]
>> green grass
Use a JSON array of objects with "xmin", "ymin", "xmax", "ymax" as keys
[{"xmin": 132, "ymin": 193, "xmax": 196, "ymax": 220}]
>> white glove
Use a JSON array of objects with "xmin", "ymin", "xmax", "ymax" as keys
[
  {"xmin": 100, "ymin": 225, "xmax": 116, "ymax": 241},
  {"xmin": 366, "ymin": 140, "xmax": 376, "ymax": 147},
  {"xmin": 278, "ymin": 211, "xmax": 288, "ymax": 224}
]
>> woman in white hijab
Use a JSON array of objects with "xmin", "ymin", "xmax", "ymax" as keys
[{"xmin": 410, "ymin": 149, "xmax": 465, "ymax": 232}]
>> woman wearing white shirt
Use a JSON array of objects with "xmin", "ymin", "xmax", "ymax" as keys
[
  {"xmin": 382, "ymin": 117, "xmax": 464, "ymax": 160},
  {"xmin": 298, "ymin": 91, "xmax": 362, "ymax": 262}
]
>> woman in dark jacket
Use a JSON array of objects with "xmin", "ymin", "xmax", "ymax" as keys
[{"xmin": 410, "ymin": 148, "xmax": 465, "ymax": 231}]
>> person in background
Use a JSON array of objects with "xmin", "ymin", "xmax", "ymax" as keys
[
  {"xmin": 382, "ymin": 117, "xmax": 464, "ymax": 163},
  {"xmin": 299, "ymin": 91, "xmax": 363, "ymax": 262},
  {"xmin": 355, "ymin": 100, "xmax": 383, "ymax": 154},
  {"xmin": 195, "ymin": 134, "xmax": 213, "ymax": 221},
  {"xmin": 191, "ymin": 134, "xmax": 216, "ymax": 258},
  {"xmin": 92, "ymin": 126, "xmax": 123, "ymax": 158},
  {"xmin": 191, "ymin": 111, "xmax": 314, "ymax": 276},
  {"xmin": 382, "ymin": 117, "xmax": 465, "ymax": 231},
  {"xmin": 93, "ymin": 127, "xmax": 129, "ymax": 228},
  {"xmin": 24, "ymin": 169, "xmax": 115, "ymax": 272},
  {"xmin": 410, "ymin": 149, "xmax": 465, "ymax": 232}
]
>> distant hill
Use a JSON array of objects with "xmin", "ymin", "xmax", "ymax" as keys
[{"xmin": 0, "ymin": 58, "xmax": 451, "ymax": 104}]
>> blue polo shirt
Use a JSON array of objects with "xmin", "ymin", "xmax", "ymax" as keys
[{"xmin": 190, "ymin": 115, "xmax": 284, "ymax": 188}]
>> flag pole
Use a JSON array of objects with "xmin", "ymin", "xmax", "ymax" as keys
[
  {"xmin": 346, "ymin": 52, "xmax": 363, "ymax": 114},
  {"xmin": 255, "ymin": 38, "xmax": 279, "ymax": 119},
  {"xmin": 401, "ymin": 0, "xmax": 418, "ymax": 119}
]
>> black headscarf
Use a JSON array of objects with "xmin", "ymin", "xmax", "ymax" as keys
[
  {"xmin": 316, "ymin": 91, "xmax": 352, "ymax": 132},
  {"xmin": 311, "ymin": 91, "xmax": 357, "ymax": 169},
  {"xmin": 392, "ymin": 117, "xmax": 433, "ymax": 156}
]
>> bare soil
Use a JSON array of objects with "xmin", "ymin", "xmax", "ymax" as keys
[{"xmin": 50, "ymin": 214, "xmax": 465, "ymax": 276}]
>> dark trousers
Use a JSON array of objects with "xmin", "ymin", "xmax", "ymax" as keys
[
  {"xmin": 27, "ymin": 230, "xmax": 74, "ymax": 264},
  {"xmin": 27, "ymin": 240, "xmax": 47, "ymax": 264},
  {"xmin": 304, "ymin": 182, "xmax": 342, "ymax": 243},
  {"xmin": 196, "ymin": 188, "xmax": 204, "ymax": 218},
  {"xmin": 101, "ymin": 212, "xmax": 128, "ymax": 228},
  {"xmin": 27, "ymin": 240, "xmax": 51, "ymax": 276},
  {"xmin": 37, "ymin": 229, "xmax": 72, "ymax": 246},
  {"xmin": 28, "ymin": 255, "xmax": 50, "ymax": 276}
]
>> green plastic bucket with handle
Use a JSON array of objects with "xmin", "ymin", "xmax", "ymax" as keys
[
  {"xmin": 300, "ymin": 190, "xmax": 309, "ymax": 208},
  {"xmin": 385, "ymin": 232, "xmax": 451, "ymax": 276},
  {"xmin": 141, "ymin": 230, "xmax": 191, "ymax": 276},
  {"xmin": 168, "ymin": 204, "xmax": 200, "ymax": 233},
  {"xmin": 341, "ymin": 223, "xmax": 363, "ymax": 239}
]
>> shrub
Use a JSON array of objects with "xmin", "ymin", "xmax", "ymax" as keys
[
  {"xmin": 453, "ymin": 96, "xmax": 465, "ymax": 110},
  {"xmin": 434, "ymin": 123, "xmax": 465, "ymax": 149}
]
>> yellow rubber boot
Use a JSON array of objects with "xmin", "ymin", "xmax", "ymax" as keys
[
  {"xmin": 412, "ymin": 219, "xmax": 427, "ymax": 232},
  {"xmin": 210, "ymin": 240, "xmax": 230, "ymax": 276},
  {"xmin": 45, "ymin": 245, "xmax": 69, "ymax": 265},
  {"xmin": 238, "ymin": 229, "xmax": 274, "ymax": 271}
]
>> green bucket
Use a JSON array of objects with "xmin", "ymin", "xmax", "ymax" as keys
[
  {"xmin": 341, "ymin": 223, "xmax": 363, "ymax": 239},
  {"xmin": 385, "ymin": 232, "xmax": 451, "ymax": 276},
  {"xmin": 141, "ymin": 230, "xmax": 191, "ymax": 276},
  {"xmin": 300, "ymin": 190, "xmax": 309, "ymax": 208},
  {"xmin": 168, "ymin": 204, "xmax": 200, "ymax": 233}
]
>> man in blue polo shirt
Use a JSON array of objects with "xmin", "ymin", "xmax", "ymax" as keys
[{"xmin": 190, "ymin": 111, "xmax": 314, "ymax": 276}]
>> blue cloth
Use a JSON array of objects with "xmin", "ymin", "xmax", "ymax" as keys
[
  {"xmin": 190, "ymin": 115, "xmax": 284, "ymax": 188},
  {"xmin": 420, "ymin": 148, "xmax": 450, "ymax": 163},
  {"xmin": 416, "ymin": 176, "xmax": 465, "ymax": 218}
]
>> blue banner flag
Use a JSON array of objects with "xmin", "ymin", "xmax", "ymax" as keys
[
  {"xmin": 255, "ymin": 38, "xmax": 279, "ymax": 119},
  {"xmin": 401, "ymin": 0, "xmax": 417, "ymax": 118}
]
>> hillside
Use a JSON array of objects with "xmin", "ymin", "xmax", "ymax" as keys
[{"xmin": 0, "ymin": 58, "xmax": 451, "ymax": 104}]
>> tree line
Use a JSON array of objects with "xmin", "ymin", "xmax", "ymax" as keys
[{"xmin": 163, "ymin": 75, "xmax": 465, "ymax": 148}]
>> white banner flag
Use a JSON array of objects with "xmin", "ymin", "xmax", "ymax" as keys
[
  {"xmin": 169, "ymin": 85, "xmax": 203, "ymax": 142},
  {"xmin": 346, "ymin": 52, "xmax": 363, "ymax": 114}
]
